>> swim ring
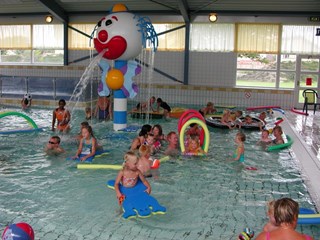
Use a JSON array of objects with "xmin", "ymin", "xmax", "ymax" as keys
[
  {"xmin": 205, "ymin": 116, "xmax": 234, "ymax": 129},
  {"xmin": 179, "ymin": 118, "xmax": 210, "ymax": 155},
  {"xmin": 239, "ymin": 116, "xmax": 265, "ymax": 130},
  {"xmin": 267, "ymin": 135, "xmax": 293, "ymax": 151}
]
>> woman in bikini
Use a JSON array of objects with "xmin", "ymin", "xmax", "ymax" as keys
[
  {"xmin": 114, "ymin": 151, "xmax": 151, "ymax": 202},
  {"xmin": 52, "ymin": 99, "xmax": 71, "ymax": 132}
]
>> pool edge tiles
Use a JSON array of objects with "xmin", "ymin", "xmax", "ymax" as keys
[{"xmin": 280, "ymin": 112, "xmax": 320, "ymax": 209}]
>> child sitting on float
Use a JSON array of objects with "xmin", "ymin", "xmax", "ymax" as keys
[
  {"xmin": 221, "ymin": 109, "xmax": 235, "ymax": 129},
  {"xmin": 199, "ymin": 101, "xmax": 216, "ymax": 116},
  {"xmin": 114, "ymin": 151, "xmax": 151, "ymax": 203}
]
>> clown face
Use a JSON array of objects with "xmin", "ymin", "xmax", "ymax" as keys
[{"xmin": 94, "ymin": 12, "xmax": 142, "ymax": 60}]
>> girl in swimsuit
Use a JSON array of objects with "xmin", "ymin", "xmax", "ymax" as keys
[
  {"xmin": 72, "ymin": 125, "xmax": 97, "ymax": 162},
  {"xmin": 52, "ymin": 99, "xmax": 71, "ymax": 132},
  {"xmin": 232, "ymin": 132, "xmax": 245, "ymax": 162},
  {"xmin": 114, "ymin": 151, "xmax": 151, "ymax": 201},
  {"xmin": 255, "ymin": 198, "xmax": 314, "ymax": 240}
]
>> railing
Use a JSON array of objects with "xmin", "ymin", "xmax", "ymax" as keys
[{"xmin": 0, "ymin": 75, "xmax": 99, "ymax": 101}]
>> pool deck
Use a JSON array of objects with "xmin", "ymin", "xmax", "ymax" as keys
[{"xmin": 280, "ymin": 110, "xmax": 320, "ymax": 210}]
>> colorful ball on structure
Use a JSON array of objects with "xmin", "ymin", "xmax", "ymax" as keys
[
  {"xmin": 105, "ymin": 69, "xmax": 124, "ymax": 90},
  {"xmin": 238, "ymin": 228, "xmax": 254, "ymax": 240},
  {"xmin": 2, "ymin": 222, "xmax": 34, "ymax": 240}
]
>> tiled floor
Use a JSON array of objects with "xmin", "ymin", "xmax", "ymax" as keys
[{"xmin": 281, "ymin": 109, "xmax": 320, "ymax": 209}]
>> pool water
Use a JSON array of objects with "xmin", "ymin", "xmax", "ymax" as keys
[{"xmin": 0, "ymin": 107, "xmax": 319, "ymax": 240}]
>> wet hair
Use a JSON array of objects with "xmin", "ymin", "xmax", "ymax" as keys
[
  {"xmin": 236, "ymin": 132, "xmax": 246, "ymax": 142},
  {"xmin": 139, "ymin": 124, "xmax": 152, "ymax": 137},
  {"xmin": 82, "ymin": 125, "xmax": 95, "ymax": 137},
  {"xmin": 167, "ymin": 131, "xmax": 177, "ymax": 139},
  {"xmin": 24, "ymin": 98, "xmax": 29, "ymax": 105},
  {"xmin": 273, "ymin": 125, "xmax": 283, "ymax": 134},
  {"xmin": 156, "ymin": 98, "xmax": 163, "ymax": 103},
  {"xmin": 58, "ymin": 99, "xmax": 66, "ymax": 105},
  {"xmin": 190, "ymin": 123, "xmax": 198, "ymax": 128},
  {"xmin": 81, "ymin": 121, "xmax": 89, "ymax": 127},
  {"xmin": 274, "ymin": 198, "xmax": 299, "ymax": 225},
  {"xmin": 51, "ymin": 136, "xmax": 61, "ymax": 144},
  {"xmin": 262, "ymin": 129, "xmax": 270, "ymax": 135},
  {"xmin": 124, "ymin": 151, "xmax": 138, "ymax": 164},
  {"xmin": 139, "ymin": 144, "xmax": 151, "ymax": 156},
  {"xmin": 267, "ymin": 200, "xmax": 275, "ymax": 214},
  {"xmin": 152, "ymin": 124, "xmax": 163, "ymax": 136},
  {"xmin": 207, "ymin": 102, "xmax": 213, "ymax": 107}
]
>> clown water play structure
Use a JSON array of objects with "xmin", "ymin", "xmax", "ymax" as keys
[{"xmin": 93, "ymin": 4, "xmax": 158, "ymax": 131}]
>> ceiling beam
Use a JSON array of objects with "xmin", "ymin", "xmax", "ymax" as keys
[
  {"xmin": 36, "ymin": 0, "xmax": 69, "ymax": 23},
  {"xmin": 177, "ymin": 0, "xmax": 190, "ymax": 23}
]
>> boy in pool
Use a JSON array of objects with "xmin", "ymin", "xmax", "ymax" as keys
[{"xmin": 45, "ymin": 136, "xmax": 65, "ymax": 155}]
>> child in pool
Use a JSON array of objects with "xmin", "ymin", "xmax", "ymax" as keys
[
  {"xmin": 152, "ymin": 124, "xmax": 165, "ymax": 141},
  {"xmin": 272, "ymin": 125, "xmax": 284, "ymax": 144},
  {"xmin": 184, "ymin": 135, "xmax": 206, "ymax": 155},
  {"xmin": 138, "ymin": 145, "xmax": 153, "ymax": 177},
  {"xmin": 144, "ymin": 133, "xmax": 161, "ymax": 154},
  {"xmin": 186, "ymin": 123, "xmax": 201, "ymax": 138},
  {"xmin": 85, "ymin": 107, "xmax": 93, "ymax": 120},
  {"xmin": 221, "ymin": 109, "xmax": 235, "ymax": 129},
  {"xmin": 232, "ymin": 132, "xmax": 246, "ymax": 162},
  {"xmin": 263, "ymin": 200, "xmax": 278, "ymax": 232},
  {"xmin": 199, "ymin": 101, "xmax": 216, "ymax": 116},
  {"xmin": 76, "ymin": 121, "xmax": 90, "ymax": 141},
  {"xmin": 259, "ymin": 129, "xmax": 272, "ymax": 144},
  {"xmin": 114, "ymin": 151, "xmax": 151, "ymax": 201},
  {"xmin": 72, "ymin": 125, "xmax": 97, "ymax": 162},
  {"xmin": 45, "ymin": 136, "xmax": 65, "ymax": 154},
  {"xmin": 164, "ymin": 131, "xmax": 179, "ymax": 156},
  {"xmin": 259, "ymin": 111, "xmax": 267, "ymax": 124}
]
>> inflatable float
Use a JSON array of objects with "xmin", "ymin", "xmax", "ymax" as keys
[
  {"xmin": 205, "ymin": 116, "xmax": 234, "ymax": 129},
  {"xmin": 130, "ymin": 110, "xmax": 163, "ymax": 119},
  {"xmin": 297, "ymin": 208, "xmax": 320, "ymax": 224},
  {"xmin": 246, "ymin": 106, "xmax": 281, "ymax": 111},
  {"xmin": 238, "ymin": 117, "xmax": 265, "ymax": 130},
  {"xmin": 107, "ymin": 179, "xmax": 166, "ymax": 219},
  {"xmin": 169, "ymin": 107, "xmax": 186, "ymax": 119},
  {"xmin": 267, "ymin": 135, "xmax": 293, "ymax": 151},
  {"xmin": 66, "ymin": 149, "xmax": 110, "ymax": 163},
  {"xmin": 0, "ymin": 111, "xmax": 43, "ymax": 134}
]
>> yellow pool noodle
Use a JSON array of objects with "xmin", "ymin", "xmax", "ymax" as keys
[{"xmin": 77, "ymin": 156, "xmax": 170, "ymax": 170}]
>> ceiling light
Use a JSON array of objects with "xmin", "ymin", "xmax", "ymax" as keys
[
  {"xmin": 209, "ymin": 13, "xmax": 217, "ymax": 23},
  {"xmin": 45, "ymin": 15, "xmax": 53, "ymax": 23}
]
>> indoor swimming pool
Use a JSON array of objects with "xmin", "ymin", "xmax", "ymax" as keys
[{"xmin": 0, "ymin": 107, "xmax": 319, "ymax": 239}]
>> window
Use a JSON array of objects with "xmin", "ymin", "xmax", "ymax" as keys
[
  {"xmin": 0, "ymin": 24, "xmax": 64, "ymax": 65},
  {"xmin": 68, "ymin": 24, "xmax": 96, "ymax": 49},
  {"xmin": 236, "ymin": 53, "xmax": 277, "ymax": 87},
  {"xmin": 190, "ymin": 23, "xmax": 234, "ymax": 52},
  {"xmin": 152, "ymin": 23, "xmax": 185, "ymax": 50}
]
